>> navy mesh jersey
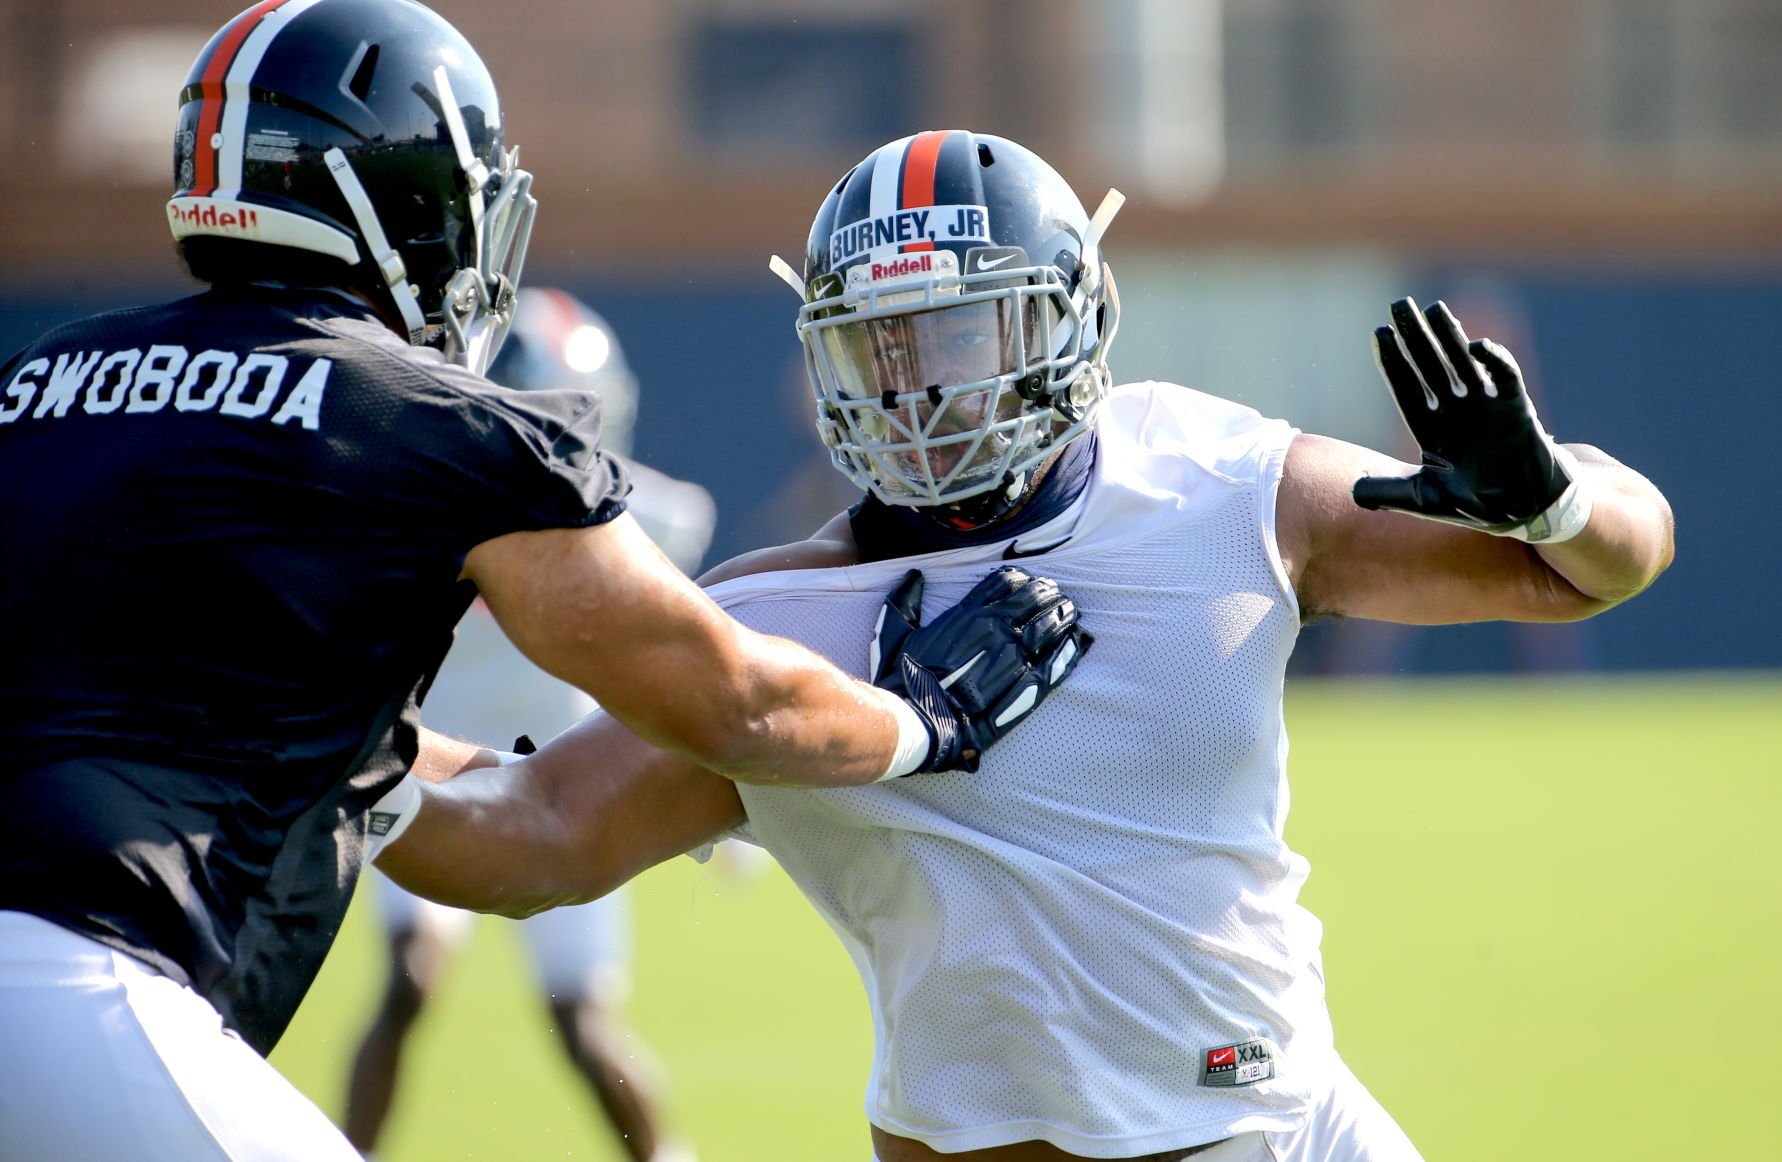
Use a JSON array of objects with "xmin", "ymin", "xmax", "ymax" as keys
[{"xmin": 0, "ymin": 284, "xmax": 627, "ymax": 1052}]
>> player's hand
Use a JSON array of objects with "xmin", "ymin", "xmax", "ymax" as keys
[
  {"xmin": 1353, "ymin": 297, "xmax": 1590, "ymax": 543},
  {"xmin": 871, "ymin": 566, "xmax": 1090, "ymax": 774}
]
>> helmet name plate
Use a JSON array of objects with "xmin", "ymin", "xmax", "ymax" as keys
[{"xmin": 829, "ymin": 204, "xmax": 990, "ymax": 267}]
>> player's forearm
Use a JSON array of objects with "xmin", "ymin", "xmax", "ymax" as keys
[
  {"xmin": 375, "ymin": 755, "xmax": 582, "ymax": 917},
  {"xmin": 376, "ymin": 719, "xmax": 746, "ymax": 917},
  {"xmin": 1533, "ymin": 445, "xmax": 1675, "ymax": 608},
  {"xmin": 406, "ymin": 727, "xmax": 505, "ymax": 783},
  {"xmin": 556, "ymin": 561, "xmax": 914, "ymax": 787},
  {"xmin": 683, "ymin": 532, "xmax": 923, "ymax": 786},
  {"xmin": 678, "ymin": 623, "xmax": 917, "ymax": 788},
  {"xmin": 368, "ymin": 730, "xmax": 570, "ymax": 915},
  {"xmin": 523, "ymin": 613, "xmax": 907, "ymax": 788},
  {"xmin": 469, "ymin": 519, "xmax": 912, "ymax": 788}
]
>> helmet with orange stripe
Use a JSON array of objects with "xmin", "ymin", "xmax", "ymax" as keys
[
  {"xmin": 781, "ymin": 130, "xmax": 1122, "ymax": 525},
  {"xmin": 168, "ymin": 0, "xmax": 535, "ymax": 375}
]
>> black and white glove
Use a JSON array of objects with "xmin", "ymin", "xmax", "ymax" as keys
[
  {"xmin": 871, "ymin": 566, "xmax": 1091, "ymax": 774},
  {"xmin": 1353, "ymin": 297, "xmax": 1592, "ymax": 544}
]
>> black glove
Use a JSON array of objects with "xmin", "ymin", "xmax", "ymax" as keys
[
  {"xmin": 1353, "ymin": 297, "xmax": 1581, "ymax": 541},
  {"xmin": 871, "ymin": 566, "xmax": 1091, "ymax": 774}
]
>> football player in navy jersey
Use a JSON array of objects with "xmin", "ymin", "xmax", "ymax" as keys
[
  {"xmin": 379, "ymin": 131, "xmax": 1676, "ymax": 1162},
  {"xmin": 0, "ymin": 7, "xmax": 1086, "ymax": 1157},
  {"xmin": 343, "ymin": 290, "xmax": 707, "ymax": 1162}
]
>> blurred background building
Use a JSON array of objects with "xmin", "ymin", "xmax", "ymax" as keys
[{"xmin": 3, "ymin": 0, "xmax": 1777, "ymax": 672}]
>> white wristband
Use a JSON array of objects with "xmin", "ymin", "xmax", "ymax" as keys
[
  {"xmin": 364, "ymin": 772, "xmax": 423, "ymax": 862},
  {"xmin": 1505, "ymin": 447, "xmax": 1594, "ymax": 544},
  {"xmin": 366, "ymin": 748, "xmax": 526, "ymax": 862},
  {"xmin": 878, "ymin": 695, "xmax": 934, "ymax": 782}
]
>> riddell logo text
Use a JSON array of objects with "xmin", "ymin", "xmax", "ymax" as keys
[
  {"xmin": 870, "ymin": 255, "xmax": 933, "ymax": 281},
  {"xmin": 168, "ymin": 203, "xmax": 261, "ymax": 233}
]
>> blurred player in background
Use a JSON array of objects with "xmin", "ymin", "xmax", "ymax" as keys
[
  {"xmin": 344, "ymin": 290, "xmax": 710, "ymax": 1162},
  {"xmin": 378, "ymin": 130, "xmax": 1675, "ymax": 1162}
]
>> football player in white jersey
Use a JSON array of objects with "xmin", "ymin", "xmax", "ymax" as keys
[
  {"xmin": 345, "ymin": 291, "xmax": 708, "ymax": 1162},
  {"xmin": 373, "ymin": 131, "xmax": 1674, "ymax": 1161}
]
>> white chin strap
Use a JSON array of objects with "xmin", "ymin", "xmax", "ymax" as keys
[
  {"xmin": 769, "ymin": 254, "xmax": 806, "ymax": 297},
  {"xmin": 324, "ymin": 147, "xmax": 428, "ymax": 346},
  {"xmin": 1084, "ymin": 188, "xmax": 1126, "ymax": 253}
]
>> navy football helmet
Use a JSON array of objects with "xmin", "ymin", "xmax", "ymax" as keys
[
  {"xmin": 785, "ymin": 130, "xmax": 1122, "ymax": 521},
  {"xmin": 169, "ymin": 0, "xmax": 534, "ymax": 373}
]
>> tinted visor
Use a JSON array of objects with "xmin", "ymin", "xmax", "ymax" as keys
[{"xmin": 817, "ymin": 296, "xmax": 1053, "ymax": 402}]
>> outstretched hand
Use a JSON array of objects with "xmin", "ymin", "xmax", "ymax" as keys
[
  {"xmin": 1353, "ymin": 297, "xmax": 1589, "ymax": 543},
  {"xmin": 872, "ymin": 566, "xmax": 1091, "ymax": 774}
]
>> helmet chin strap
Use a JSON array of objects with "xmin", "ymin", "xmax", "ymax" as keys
[
  {"xmin": 1084, "ymin": 188, "xmax": 1126, "ymax": 254},
  {"xmin": 769, "ymin": 254, "xmax": 806, "ymax": 297},
  {"xmin": 933, "ymin": 470, "xmax": 1031, "ymax": 530},
  {"xmin": 324, "ymin": 147, "xmax": 428, "ymax": 345}
]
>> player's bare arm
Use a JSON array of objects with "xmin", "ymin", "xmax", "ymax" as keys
[
  {"xmin": 463, "ymin": 512, "xmax": 902, "ymax": 786},
  {"xmin": 464, "ymin": 512, "xmax": 1083, "ymax": 787},
  {"xmin": 377, "ymin": 721, "xmax": 744, "ymax": 916},
  {"xmin": 381, "ymin": 532, "xmax": 862, "ymax": 915},
  {"xmin": 693, "ymin": 517, "xmax": 859, "ymax": 585},
  {"xmin": 1280, "ymin": 297, "xmax": 1674, "ymax": 624}
]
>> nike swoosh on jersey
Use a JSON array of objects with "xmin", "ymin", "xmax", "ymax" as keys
[{"xmin": 1002, "ymin": 536, "xmax": 1072, "ymax": 560}]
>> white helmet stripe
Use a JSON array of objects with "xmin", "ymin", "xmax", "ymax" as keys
[
  {"xmin": 214, "ymin": 0, "xmax": 324, "ymax": 199},
  {"xmin": 867, "ymin": 135, "xmax": 915, "ymax": 264}
]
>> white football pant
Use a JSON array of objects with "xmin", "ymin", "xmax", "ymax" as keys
[{"xmin": 0, "ymin": 910, "xmax": 362, "ymax": 1161}]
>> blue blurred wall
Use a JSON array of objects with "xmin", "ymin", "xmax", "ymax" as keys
[
  {"xmin": 4, "ymin": 263, "xmax": 1775, "ymax": 672},
  {"xmin": 1511, "ymin": 272, "xmax": 1780, "ymax": 671}
]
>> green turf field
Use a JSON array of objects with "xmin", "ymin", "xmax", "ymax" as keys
[{"xmin": 270, "ymin": 676, "xmax": 1782, "ymax": 1161}]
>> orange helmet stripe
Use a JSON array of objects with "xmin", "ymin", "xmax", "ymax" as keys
[
  {"xmin": 898, "ymin": 130, "xmax": 952, "ymax": 253},
  {"xmin": 192, "ymin": 0, "xmax": 301, "ymax": 196}
]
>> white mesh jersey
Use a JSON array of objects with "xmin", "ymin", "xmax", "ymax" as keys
[{"xmin": 706, "ymin": 382, "xmax": 1324, "ymax": 1157}]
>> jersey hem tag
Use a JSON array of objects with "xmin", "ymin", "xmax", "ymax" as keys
[{"xmin": 1201, "ymin": 1038, "xmax": 1277, "ymax": 1087}]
